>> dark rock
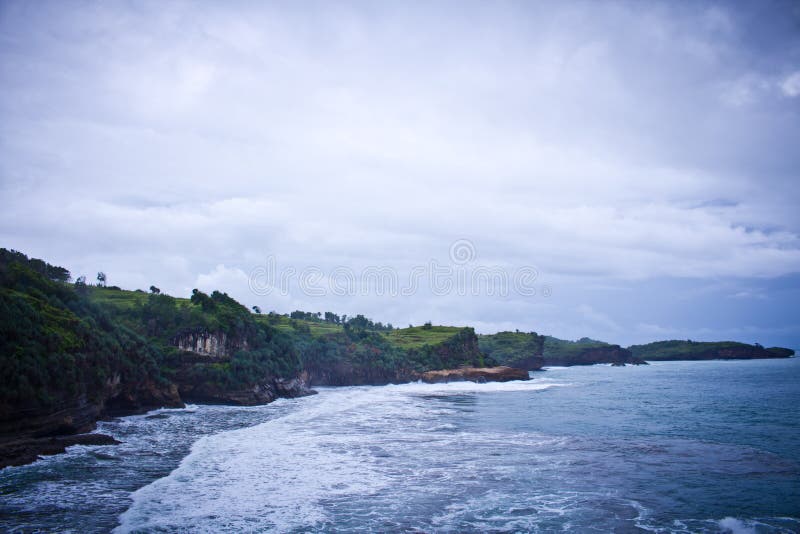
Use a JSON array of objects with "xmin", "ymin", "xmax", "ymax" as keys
[
  {"xmin": 508, "ymin": 355, "xmax": 546, "ymax": 371},
  {"xmin": 0, "ymin": 433, "xmax": 120, "ymax": 469},
  {"xmin": 179, "ymin": 375, "xmax": 317, "ymax": 406},
  {"xmin": 273, "ymin": 375, "xmax": 317, "ymax": 398},
  {"xmin": 419, "ymin": 366, "xmax": 531, "ymax": 384},
  {"xmin": 544, "ymin": 346, "xmax": 647, "ymax": 366}
]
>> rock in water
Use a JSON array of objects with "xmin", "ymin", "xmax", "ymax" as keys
[{"xmin": 419, "ymin": 366, "xmax": 530, "ymax": 384}]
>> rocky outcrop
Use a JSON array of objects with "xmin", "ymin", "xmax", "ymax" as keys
[
  {"xmin": 544, "ymin": 345, "xmax": 646, "ymax": 366},
  {"xmin": 0, "ymin": 378, "xmax": 182, "ymax": 468},
  {"xmin": 627, "ymin": 341, "xmax": 795, "ymax": 362},
  {"xmin": 171, "ymin": 329, "xmax": 247, "ymax": 359},
  {"xmin": 419, "ymin": 366, "xmax": 531, "ymax": 383},
  {"xmin": 304, "ymin": 361, "xmax": 416, "ymax": 387},
  {"xmin": 507, "ymin": 355, "xmax": 545, "ymax": 371},
  {"xmin": 178, "ymin": 374, "xmax": 316, "ymax": 405},
  {"xmin": 1, "ymin": 433, "xmax": 120, "ymax": 469},
  {"xmin": 105, "ymin": 380, "xmax": 183, "ymax": 415}
]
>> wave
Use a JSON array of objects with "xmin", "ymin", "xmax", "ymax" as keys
[{"xmin": 114, "ymin": 380, "xmax": 569, "ymax": 532}]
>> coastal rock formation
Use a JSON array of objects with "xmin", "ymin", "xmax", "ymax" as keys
[
  {"xmin": 0, "ymin": 378, "xmax": 182, "ymax": 468},
  {"xmin": 304, "ymin": 361, "xmax": 415, "ymax": 387},
  {"xmin": 1, "ymin": 432, "xmax": 120, "ymax": 469},
  {"xmin": 543, "ymin": 345, "xmax": 646, "ymax": 366},
  {"xmin": 628, "ymin": 340, "xmax": 796, "ymax": 362},
  {"xmin": 177, "ymin": 375, "xmax": 316, "ymax": 405},
  {"xmin": 419, "ymin": 366, "xmax": 530, "ymax": 383},
  {"xmin": 508, "ymin": 355, "xmax": 546, "ymax": 371},
  {"xmin": 172, "ymin": 329, "xmax": 246, "ymax": 359}
]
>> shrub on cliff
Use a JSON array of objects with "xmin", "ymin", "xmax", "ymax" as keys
[{"xmin": 0, "ymin": 249, "xmax": 164, "ymax": 417}]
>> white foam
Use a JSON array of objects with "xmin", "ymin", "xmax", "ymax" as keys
[
  {"xmin": 115, "ymin": 380, "xmax": 569, "ymax": 532},
  {"xmin": 717, "ymin": 517, "xmax": 757, "ymax": 534}
]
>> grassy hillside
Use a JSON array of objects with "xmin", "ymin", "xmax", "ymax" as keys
[{"xmin": 384, "ymin": 325, "xmax": 464, "ymax": 349}]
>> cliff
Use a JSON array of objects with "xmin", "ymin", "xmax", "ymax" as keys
[
  {"xmin": 419, "ymin": 366, "xmax": 530, "ymax": 383},
  {"xmin": 172, "ymin": 329, "xmax": 247, "ymax": 359},
  {"xmin": 0, "ymin": 250, "xmax": 314, "ymax": 467},
  {"xmin": 479, "ymin": 332, "xmax": 645, "ymax": 368},
  {"xmin": 0, "ymin": 378, "xmax": 182, "ymax": 468},
  {"xmin": 478, "ymin": 331, "xmax": 545, "ymax": 370},
  {"xmin": 628, "ymin": 340, "xmax": 795, "ymax": 362},
  {"xmin": 302, "ymin": 327, "xmax": 487, "ymax": 386}
]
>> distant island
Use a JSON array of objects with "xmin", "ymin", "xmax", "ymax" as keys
[{"xmin": 0, "ymin": 248, "xmax": 793, "ymax": 467}]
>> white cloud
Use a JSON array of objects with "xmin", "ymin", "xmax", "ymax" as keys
[
  {"xmin": 576, "ymin": 304, "xmax": 621, "ymax": 333},
  {"xmin": 780, "ymin": 71, "xmax": 800, "ymax": 97},
  {"xmin": 1, "ymin": 1, "xmax": 799, "ymax": 347}
]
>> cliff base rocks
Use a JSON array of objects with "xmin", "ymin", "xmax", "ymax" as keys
[{"xmin": 419, "ymin": 366, "xmax": 530, "ymax": 383}]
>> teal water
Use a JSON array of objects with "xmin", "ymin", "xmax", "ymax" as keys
[{"xmin": 1, "ymin": 359, "xmax": 799, "ymax": 532}]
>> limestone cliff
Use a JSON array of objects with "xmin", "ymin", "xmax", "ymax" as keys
[{"xmin": 171, "ymin": 329, "xmax": 247, "ymax": 359}]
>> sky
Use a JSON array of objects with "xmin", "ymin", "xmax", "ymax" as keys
[{"xmin": 1, "ymin": 0, "xmax": 799, "ymax": 348}]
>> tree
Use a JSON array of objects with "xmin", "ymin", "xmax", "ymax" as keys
[
  {"xmin": 422, "ymin": 321, "xmax": 432, "ymax": 330},
  {"xmin": 190, "ymin": 289, "xmax": 215, "ymax": 312},
  {"xmin": 74, "ymin": 275, "xmax": 88, "ymax": 295},
  {"xmin": 96, "ymin": 272, "xmax": 106, "ymax": 287},
  {"xmin": 149, "ymin": 285, "xmax": 161, "ymax": 294},
  {"xmin": 252, "ymin": 305, "xmax": 262, "ymax": 314}
]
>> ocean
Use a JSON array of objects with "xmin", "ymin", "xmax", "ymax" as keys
[{"xmin": 1, "ymin": 359, "xmax": 798, "ymax": 533}]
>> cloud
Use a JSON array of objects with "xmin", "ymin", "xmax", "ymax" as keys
[
  {"xmin": 780, "ymin": 71, "xmax": 800, "ymax": 97},
  {"xmin": 576, "ymin": 304, "xmax": 621, "ymax": 333},
  {"xmin": 1, "ymin": 1, "xmax": 799, "ymax": 348}
]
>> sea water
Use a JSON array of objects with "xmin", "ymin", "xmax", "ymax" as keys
[{"xmin": 1, "ymin": 359, "xmax": 798, "ymax": 533}]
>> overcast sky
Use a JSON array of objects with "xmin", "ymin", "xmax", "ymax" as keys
[{"xmin": 1, "ymin": 0, "xmax": 799, "ymax": 348}]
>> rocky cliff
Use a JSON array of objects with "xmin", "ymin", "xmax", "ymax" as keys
[
  {"xmin": 544, "ymin": 345, "xmax": 646, "ymax": 366},
  {"xmin": 419, "ymin": 366, "xmax": 530, "ymax": 383},
  {"xmin": 0, "ymin": 377, "xmax": 182, "ymax": 468},
  {"xmin": 172, "ymin": 329, "xmax": 245, "ymax": 359},
  {"xmin": 628, "ymin": 340, "xmax": 795, "ymax": 362}
]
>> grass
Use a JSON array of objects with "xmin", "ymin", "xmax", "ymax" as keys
[
  {"xmin": 87, "ymin": 286, "xmax": 155, "ymax": 309},
  {"xmin": 89, "ymin": 288, "xmax": 461, "ymax": 348},
  {"xmin": 382, "ymin": 325, "xmax": 463, "ymax": 349},
  {"xmin": 252, "ymin": 314, "xmax": 344, "ymax": 337}
]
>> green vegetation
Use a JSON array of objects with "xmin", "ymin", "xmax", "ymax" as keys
[
  {"xmin": 628, "ymin": 340, "xmax": 794, "ymax": 361},
  {"xmin": 0, "ymin": 249, "xmax": 164, "ymax": 415},
  {"xmin": 478, "ymin": 331, "xmax": 545, "ymax": 366},
  {"xmin": 543, "ymin": 336, "xmax": 612, "ymax": 360},
  {"xmin": 384, "ymin": 325, "xmax": 464, "ymax": 349},
  {"xmin": 89, "ymin": 285, "xmax": 303, "ymax": 388},
  {"xmin": 1, "ymin": 248, "xmax": 489, "ymax": 414}
]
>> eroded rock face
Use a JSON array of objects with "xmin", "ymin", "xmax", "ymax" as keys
[
  {"xmin": 105, "ymin": 381, "xmax": 183, "ymax": 415},
  {"xmin": 419, "ymin": 366, "xmax": 531, "ymax": 384},
  {"xmin": 178, "ymin": 375, "xmax": 317, "ymax": 406},
  {"xmin": 507, "ymin": 355, "xmax": 546, "ymax": 371},
  {"xmin": 0, "ymin": 379, "xmax": 182, "ymax": 468},
  {"xmin": 172, "ymin": 330, "xmax": 247, "ymax": 359},
  {"xmin": 273, "ymin": 374, "xmax": 317, "ymax": 398},
  {"xmin": 0, "ymin": 433, "xmax": 120, "ymax": 469},
  {"xmin": 304, "ymin": 361, "xmax": 415, "ymax": 387}
]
